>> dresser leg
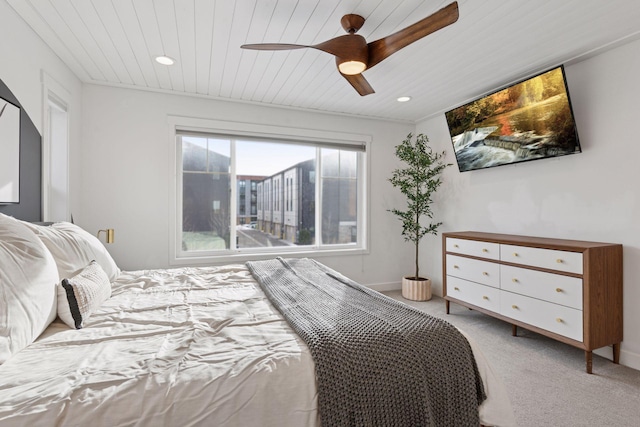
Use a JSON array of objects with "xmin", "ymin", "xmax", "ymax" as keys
[
  {"xmin": 613, "ymin": 343, "xmax": 621, "ymax": 364},
  {"xmin": 512, "ymin": 325, "xmax": 517, "ymax": 336},
  {"xmin": 445, "ymin": 300, "xmax": 450, "ymax": 314},
  {"xmin": 585, "ymin": 351, "xmax": 593, "ymax": 374}
]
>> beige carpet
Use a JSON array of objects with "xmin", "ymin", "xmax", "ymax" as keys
[{"xmin": 383, "ymin": 291, "xmax": 640, "ymax": 427}]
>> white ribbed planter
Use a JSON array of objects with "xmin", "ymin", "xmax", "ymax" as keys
[{"xmin": 401, "ymin": 277, "xmax": 432, "ymax": 301}]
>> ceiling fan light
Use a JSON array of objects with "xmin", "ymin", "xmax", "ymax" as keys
[
  {"xmin": 397, "ymin": 96, "xmax": 412, "ymax": 102},
  {"xmin": 338, "ymin": 60, "xmax": 367, "ymax": 75}
]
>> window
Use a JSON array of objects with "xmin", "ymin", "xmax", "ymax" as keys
[
  {"xmin": 172, "ymin": 125, "xmax": 368, "ymax": 262},
  {"xmin": 321, "ymin": 149, "xmax": 358, "ymax": 244},
  {"xmin": 180, "ymin": 137, "xmax": 231, "ymax": 250}
]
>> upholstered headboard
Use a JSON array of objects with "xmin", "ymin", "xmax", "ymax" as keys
[{"xmin": 0, "ymin": 77, "xmax": 42, "ymax": 221}]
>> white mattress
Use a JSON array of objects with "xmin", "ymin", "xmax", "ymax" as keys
[{"xmin": 0, "ymin": 264, "xmax": 514, "ymax": 426}]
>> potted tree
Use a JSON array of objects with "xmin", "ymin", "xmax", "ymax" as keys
[{"xmin": 389, "ymin": 133, "xmax": 451, "ymax": 301}]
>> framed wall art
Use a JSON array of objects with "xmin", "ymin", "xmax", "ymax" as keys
[{"xmin": 0, "ymin": 96, "xmax": 20, "ymax": 204}]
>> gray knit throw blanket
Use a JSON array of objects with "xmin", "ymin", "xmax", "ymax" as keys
[{"xmin": 246, "ymin": 257, "xmax": 486, "ymax": 427}]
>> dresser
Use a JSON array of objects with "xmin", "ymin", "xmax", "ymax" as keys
[{"xmin": 442, "ymin": 231, "xmax": 623, "ymax": 373}]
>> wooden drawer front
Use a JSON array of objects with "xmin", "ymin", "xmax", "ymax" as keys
[
  {"xmin": 501, "ymin": 265, "xmax": 583, "ymax": 310},
  {"xmin": 447, "ymin": 276, "xmax": 500, "ymax": 312},
  {"xmin": 446, "ymin": 255, "xmax": 500, "ymax": 288},
  {"xmin": 446, "ymin": 238, "xmax": 500, "ymax": 260},
  {"xmin": 500, "ymin": 292, "xmax": 583, "ymax": 342},
  {"xmin": 500, "ymin": 244, "xmax": 583, "ymax": 274}
]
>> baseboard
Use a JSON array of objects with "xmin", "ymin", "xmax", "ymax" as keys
[
  {"xmin": 591, "ymin": 346, "xmax": 640, "ymax": 371},
  {"xmin": 593, "ymin": 346, "xmax": 613, "ymax": 361},
  {"xmin": 366, "ymin": 281, "xmax": 401, "ymax": 292},
  {"xmin": 619, "ymin": 347, "xmax": 640, "ymax": 371}
]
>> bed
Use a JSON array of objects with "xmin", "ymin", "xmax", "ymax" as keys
[{"xmin": 0, "ymin": 213, "xmax": 514, "ymax": 426}]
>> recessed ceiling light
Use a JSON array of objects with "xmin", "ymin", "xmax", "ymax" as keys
[
  {"xmin": 397, "ymin": 96, "xmax": 412, "ymax": 102},
  {"xmin": 155, "ymin": 55, "xmax": 175, "ymax": 66}
]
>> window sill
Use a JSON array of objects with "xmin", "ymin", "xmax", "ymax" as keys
[{"xmin": 169, "ymin": 246, "xmax": 369, "ymax": 267}]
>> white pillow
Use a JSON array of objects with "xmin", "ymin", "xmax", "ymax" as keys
[
  {"xmin": 58, "ymin": 261, "xmax": 111, "ymax": 329},
  {"xmin": 0, "ymin": 213, "xmax": 59, "ymax": 364},
  {"xmin": 22, "ymin": 221, "xmax": 120, "ymax": 282}
]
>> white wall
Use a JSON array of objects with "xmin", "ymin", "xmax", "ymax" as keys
[
  {"xmin": 0, "ymin": 0, "xmax": 83, "ymax": 215},
  {"xmin": 79, "ymin": 84, "xmax": 415, "ymax": 288},
  {"xmin": 416, "ymin": 37, "xmax": 640, "ymax": 370}
]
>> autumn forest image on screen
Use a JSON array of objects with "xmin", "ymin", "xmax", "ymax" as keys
[{"xmin": 445, "ymin": 67, "xmax": 580, "ymax": 172}]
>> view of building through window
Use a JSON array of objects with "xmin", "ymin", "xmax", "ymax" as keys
[
  {"xmin": 181, "ymin": 137, "xmax": 231, "ymax": 250},
  {"xmin": 179, "ymin": 134, "xmax": 361, "ymax": 253}
]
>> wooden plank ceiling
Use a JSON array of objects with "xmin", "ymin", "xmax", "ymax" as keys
[{"xmin": 8, "ymin": 0, "xmax": 640, "ymax": 122}]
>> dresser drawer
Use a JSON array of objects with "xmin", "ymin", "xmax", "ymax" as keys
[
  {"xmin": 447, "ymin": 276, "xmax": 500, "ymax": 312},
  {"xmin": 501, "ymin": 265, "xmax": 583, "ymax": 310},
  {"xmin": 446, "ymin": 254, "xmax": 500, "ymax": 288},
  {"xmin": 446, "ymin": 238, "xmax": 500, "ymax": 260},
  {"xmin": 500, "ymin": 244, "xmax": 583, "ymax": 274},
  {"xmin": 500, "ymin": 292, "xmax": 583, "ymax": 342}
]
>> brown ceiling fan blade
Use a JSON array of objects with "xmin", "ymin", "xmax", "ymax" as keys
[
  {"xmin": 241, "ymin": 43, "xmax": 309, "ymax": 51},
  {"xmin": 341, "ymin": 73, "xmax": 375, "ymax": 96},
  {"xmin": 366, "ymin": 1, "xmax": 459, "ymax": 69},
  {"xmin": 312, "ymin": 34, "xmax": 368, "ymax": 60}
]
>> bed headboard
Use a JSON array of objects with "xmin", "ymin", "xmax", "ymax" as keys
[{"xmin": 0, "ymin": 77, "xmax": 42, "ymax": 222}]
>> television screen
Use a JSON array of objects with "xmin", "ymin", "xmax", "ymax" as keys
[{"xmin": 444, "ymin": 66, "xmax": 581, "ymax": 172}]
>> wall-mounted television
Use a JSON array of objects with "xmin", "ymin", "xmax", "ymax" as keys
[{"xmin": 444, "ymin": 65, "xmax": 581, "ymax": 172}]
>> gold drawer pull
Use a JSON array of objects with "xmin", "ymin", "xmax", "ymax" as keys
[
  {"xmin": 512, "ymin": 278, "xmax": 519, "ymax": 283},
  {"xmin": 556, "ymin": 288, "xmax": 563, "ymax": 293},
  {"xmin": 556, "ymin": 318, "xmax": 563, "ymax": 323},
  {"xmin": 482, "ymin": 248, "xmax": 488, "ymax": 253},
  {"xmin": 512, "ymin": 305, "xmax": 518, "ymax": 309},
  {"xmin": 454, "ymin": 244, "xmax": 459, "ymax": 248},
  {"xmin": 454, "ymin": 287, "xmax": 460, "ymax": 291},
  {"xmin": 513, "ymin": 252, "xmax": 518, "ymax": 257},
  {"xmin": 453, "ymin": 265, "xmax": 459, "ymax": 269},
  {"xmin": 556, "ymin": 258, "xmax": 563, "ymax": 264},
  {"xmin": 482, "ymin": 295, "xmax": 489, "ymax": 300},
  {"xmin": 482, "ymin": 271, "xmax": 489, "ymax": 276}
]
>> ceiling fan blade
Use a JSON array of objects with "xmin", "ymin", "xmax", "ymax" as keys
[
  {"xmin": 241, "ymin": 43, "xmax": 309, "ymax": 51},
  {"xmin": 312, "ymin": 34, "xmax": 367, "ymax": 59},
  {"xmin": 341, "ymin": 72, "xmax": 375, "ymax": 96},
  {"xmin": 366, "ymin": 1, "xmax": 459, "ymax": 69}
]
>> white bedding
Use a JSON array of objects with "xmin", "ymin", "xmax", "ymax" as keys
[{"xmin": 0, "ymin": 264, "xmax": 514, "ymax": 426}]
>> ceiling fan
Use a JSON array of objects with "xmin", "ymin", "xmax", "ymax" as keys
[{"xmin": 241, "ymin": 2, "xmax": 459, "ymax": 96}]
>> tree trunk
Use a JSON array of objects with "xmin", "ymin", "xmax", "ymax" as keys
[
  {"xmin": 415, "ymin": 241, "xmax": 419, "ymax": 280},
  {"xmin": 415, "ymin": 192, "xmax": 420, "ymax": 279}
]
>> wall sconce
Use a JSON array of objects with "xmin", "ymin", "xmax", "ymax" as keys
[{"xmin": 97, "ymin": 228, "xmax": 114, "ymax": 244}]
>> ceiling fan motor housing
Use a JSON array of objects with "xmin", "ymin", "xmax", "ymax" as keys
[{"xmin": 328, "ymin": 34, "xmax": 369, "ymax": 74}]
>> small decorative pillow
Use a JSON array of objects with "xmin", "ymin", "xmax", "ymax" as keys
[
  {"xmin": 22, "ymin": 221, "xmax": 120, "ymax": 282},
  {"xmin": 58, "ymin": 261, "xmax": 112, "ymax": 329}
]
